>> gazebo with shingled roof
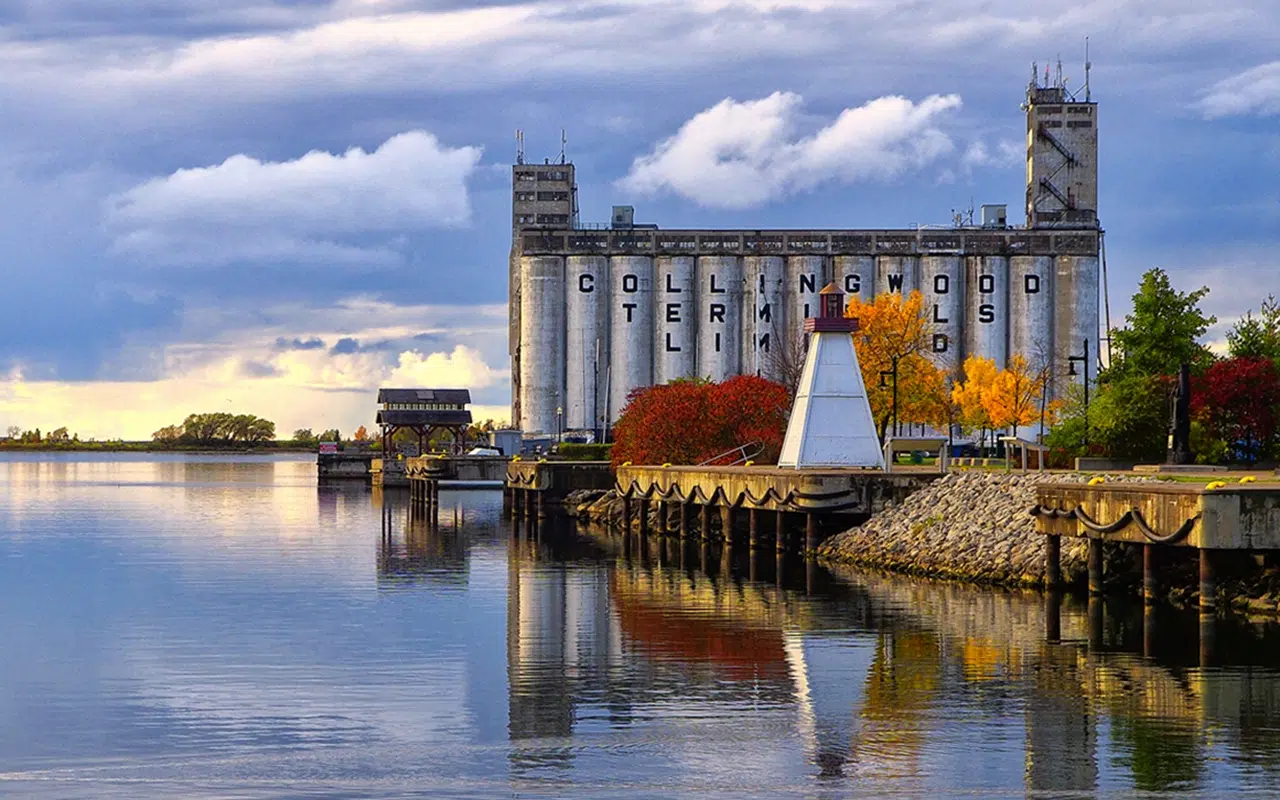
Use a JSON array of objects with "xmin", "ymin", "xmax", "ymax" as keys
[{"xmin": 375, "ymin": 388, "xmax": 472, "ymax": 456}]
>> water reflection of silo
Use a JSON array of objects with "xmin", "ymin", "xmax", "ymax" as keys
[
  {"xmin": 506, "ymin": 548, "xmax": 621, "ymax": 770},
  {"xmin": 1025, "ymin": 644, "xmax": 1098, "ymax": 793}
]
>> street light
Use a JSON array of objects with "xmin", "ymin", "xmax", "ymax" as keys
[
  {"xmin": 555, "ymin": 405, "xmax": 564, "ymax": 447},
  {"xmin": 1067, "ymin": 338, "xmax": 1091, "ymax": 451},
  {"xmin": 878, "ymin": 355, "xmax": 900, "ymax": 438}
]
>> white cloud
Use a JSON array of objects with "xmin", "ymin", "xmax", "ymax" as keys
[
  {"xmin": 961, "ymin": 140, "xmax": 1023, "ymax": 170},
  {"xmin": 619, "ymin": 92, "xmax": 962, "ymax": 208},
  {"xmin": 388, "ymin": 347, "xmax": 505, "ymax": 391},
  {"xmin": 1198, "ymin": 61, "xmax": 1280, "ymax": 118},
  {"xmin": 106, "ymin": 131, "xmax": 481, "ymax": 265}
]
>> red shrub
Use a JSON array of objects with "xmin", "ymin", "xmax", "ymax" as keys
[{"xmin": 611, "ymin": 375, "xmax": 790, "ymax": 466}]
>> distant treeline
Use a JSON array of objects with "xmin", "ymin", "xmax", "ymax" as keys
[{"xmin": 152, "ymin": 413, "xmax": 276, "ymax": 446}]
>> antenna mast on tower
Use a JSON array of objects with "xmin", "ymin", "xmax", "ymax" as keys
[
  {"xmin": 559, "ymin": 129, "xmax": 566, "ymax": 165},
  {"xmin": 1085, "ymin": 37, "xmax": 1092, "ymax": 101},
  {"xmin": 516, "ymin": 129, "xmax": 525, "ymax": 165}
]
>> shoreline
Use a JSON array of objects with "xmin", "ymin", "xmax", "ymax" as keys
[
  {"xmin": 565, "ymin": 471, "xmax": 1280, "ymax": 617},
  {"xmin": 0, "ymin": 445, "xmax": 319, "ymax": 454}
]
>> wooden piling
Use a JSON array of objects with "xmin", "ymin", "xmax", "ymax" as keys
[
  {"xmin": 775, "ymin": 509, "xmax": 786, "ymax": 552},
  {"xmin": 622, "ymin": 495, "xmax": 632, "ymax": 533},
  {"xmin": 657, "ymin": 501, "xmax": 668, "ymax": 536},
  {"xmin": 1045, "ymin": 535, "xmax": 1061, "ymax": 588},
  {"xmin": 749, "ymin": 509, "xmax": 759, "ymax": 550},
  {"xmin": 638, "ymin": 499, "xmax": 650, "ymax": 538},
  {"xmin": 720, "ymin": 506, "xmax": 734, "ymax": 544},
  {"xmin": 1199, "ymin": 548, "xmax": 1217, "ymax": 612},
  {"xmin": 1088, "ymin": 537, "xmax": 1104, "ymax": 595},
  {"xmin": 805, "ymin": 513, "xmax": 817, "ymax": 554},
  {"xmin": 1143, "ymin": 544, "xmax": 1158, "ymax": 605},
  {"xmin": 701, "ymin": 504, "xmax": 711, "ymax": 542},
  {"xmin": 679, "ymin": 501, "xmax": 689, "ymax": 539}
]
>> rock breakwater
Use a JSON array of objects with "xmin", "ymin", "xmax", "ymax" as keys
[{"xmin": 817, "ymin": 471, "xmax": 1163, "ymax": 587}]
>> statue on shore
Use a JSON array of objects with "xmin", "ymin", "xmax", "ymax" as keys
[{"xmin": 1168, "ymin": 363, "xmax": 1193, "ymax": 465}]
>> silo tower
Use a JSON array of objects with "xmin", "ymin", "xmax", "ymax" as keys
[{"xmin": 1024, "ymin": 60, "xmax": 1098, "ymax": 229}]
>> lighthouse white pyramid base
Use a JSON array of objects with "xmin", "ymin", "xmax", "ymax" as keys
[{"xmin": 778, "ymin": 331, "xmax": 884, "ymax": 469}]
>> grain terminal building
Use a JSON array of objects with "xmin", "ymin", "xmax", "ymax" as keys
[{"xmin": 510, "ymin": 72, "xmax": 1101, "ymax": 436}]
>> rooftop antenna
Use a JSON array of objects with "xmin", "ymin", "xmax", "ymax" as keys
[
  {"xmin": 1031, "ymin": 61, "xmax": 1039, "ymax": 89},
  {"xmin": 1056, "ymin": 56, "xmax": 1064, "ymax": 89},
  {"xmin": 559, "ymin": 129, "xmax": 566, "ymax": 165},
  {"xmin": 1084, "ymin": 37, "xmax": 1092, "ymax": 102},
  {"xmin": 516, "ymin": 129, "xmax": 524, "ymax": 165}
]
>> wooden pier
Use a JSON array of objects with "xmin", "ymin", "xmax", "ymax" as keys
[
  {"xmin": 503, "ymin": 460, "xmax": 615, "ymax": 519},
  {"xmin": 1033, "ymin": 482, "xmax": 1280, "ymax": 611},
  {"xmin": 608, "ymin": 465, "xmax": 937, "ymax": 554}
]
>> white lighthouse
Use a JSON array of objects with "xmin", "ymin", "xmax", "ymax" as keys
[{"xmin": 778, "ymin": 283, "xmax": 884, "ymax": 469}]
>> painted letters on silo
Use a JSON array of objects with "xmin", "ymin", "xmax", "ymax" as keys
[
  {"xmin": 608, "ymin": 256, "xmax": 654, "ymax": 421},
  {"xmin": 834, "ymin": 255, "xmax": 875, "ymax": 305},
  {"xmin": 518, "ymin": 256, "xmax": 565, "ymax": 434},
  {"xmin": 564, "ymin": 256, "xmax": 608, "ymax": 432},
  {"xmin": 696, "ymin": 256, "xmax": 743, "ymax": 382},
  {"xmin": 919, "ymin": 256, "xmax": 963, "ymax": 371},
  {"xmin": 1054, "ymin": 255, "xmax": 1100, "ymax": 397},
  {"xmin": 784, "ymin": 256, "xmax": 827, "ymax": 357},
  {"xmin": 654, "ymin": 256, "xmax": 696, "ymax": 384},
  {"xmin": 965, "ymin": 256, "xmax": 1010, "ymax": 367},
  {"xmin": 1010, "ymin": 255, "xmax": 1055, "ymax": 382},
  {"xmin": 743, "ymin": 256, "xmax": 785, "ymax": 381},
  {"xmin": 875, "ymin": 256, "xmax": 920, "ymax": 297}
]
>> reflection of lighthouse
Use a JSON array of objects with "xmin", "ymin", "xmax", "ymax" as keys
[{"xmin": 784, "ymin": 632, "xmax": 878, "ymax": 778}]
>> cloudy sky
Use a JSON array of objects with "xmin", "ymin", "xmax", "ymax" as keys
[{"xmin": 0, "ymin": 0, "xmax": 1276, "ymax": 439}]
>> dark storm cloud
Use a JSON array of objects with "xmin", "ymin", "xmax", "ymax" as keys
[
  {"xmin": 240, "ymin": 360, "xmax": 279, "ymax": 378},
  {"xmin": 274, "ymin": 337, "xmax": 325, "ymax": 351},
  {"xmin": 329, "ymin": 338, "xmax": 397, "ymax": 356}
]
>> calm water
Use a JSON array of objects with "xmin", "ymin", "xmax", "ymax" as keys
[{"xmin": 4, "ymin": 455, "xmax": 1280, "ymax": 797}]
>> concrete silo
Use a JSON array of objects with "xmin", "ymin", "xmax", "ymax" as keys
[
  {"xmin": 696, "ymin": 255, "xmax": 743, "ymax": 382},
  {"xmin": 564, "ymin": 255, "xmax": 609, "ymax": 432},
  {"xmin": 654, "ymin": 255, "xmax": 696, "ymax": 385},
  {"xmin": 608, "ymin": 256, "xmax": 654, "ymax": 421},
  {"xmin": 919, "ymin": 255, "xmax": 964, "ymax": 371},
  {"xmin": 964, "ymin": 256, "xmax": 1010, "ymax": 368},
  {"xmin": 518, "ymin": 255, "xmax": 565, "ymax": 434},
  {"xmin": 743, "ymin": 255, "xmax": 785, "ymax": 381}
]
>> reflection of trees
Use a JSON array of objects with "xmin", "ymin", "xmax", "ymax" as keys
[
  {"xmin": 1111, "ymin": 717, "xmax": 1202, "ymax": 792},
  {"xmin": 852, "ymin": 631, "xmax": 941, "ymax": 779}
]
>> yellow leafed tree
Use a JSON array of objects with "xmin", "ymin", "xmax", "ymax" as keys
[
  {"xmin": 846, "ymin": 290, "xmax": 950, "ymax": 439},
  {"xmin": 952, "ymin": 355, "xmax": 999, "ymax": 447},
  {"xmin": 982, "ymin": 353, "xmax": 1043, "ymax": 432}
]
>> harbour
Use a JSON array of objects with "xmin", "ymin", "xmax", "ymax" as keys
[{"xmin": 8, "ymin": 453, "xmax": 1280, "ymax": 796}]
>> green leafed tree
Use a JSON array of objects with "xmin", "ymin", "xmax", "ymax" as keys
[
  {"xmin": 152, "ymin": 425, "xmax": 184, "ymax": 444},
  {"xmin": 1046, "ymin": 374, "xmax": 1171, "ymax": 462},
  {"xmin": 1106, "ymin": 268, "xmax": 1216, "ymax": 380},
  {"xmin": 320, "ymin": 429, "xmax": 341, "ymax": 442},
  {"xmin": 293, "ymin": 428, "xmax": 316, "ymax": 443},
  {"xmin": 1226, "ymin": 295, "xmax": 1280, "ymax": 362}
]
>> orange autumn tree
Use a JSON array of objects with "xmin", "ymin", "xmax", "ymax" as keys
[
  {"xmin": 845, "ymin": 290, "xmax": 950, "ymax": 440},
  {"xmin": 952, "ymin": 355, "xmax": 999, "ymax": 448},
  {"xmin": 611, "ymin": 375, "xmax": 791, "ymax": 466},
  {"xmin": 982, "ymin": 353, "xmax": 1043, "ymax": 434}
]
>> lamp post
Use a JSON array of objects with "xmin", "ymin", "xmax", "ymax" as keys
[
  {"xmin": 555, "ymin": 405, "xmax": 563, "ymax": 447},
  {"xmin": 879, "ymin": 355, "xmax": 900, "ymax": 438},
  {"xmin": 1067, "ymin": 338, "xmax": 1091, "ymax": 451}
]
